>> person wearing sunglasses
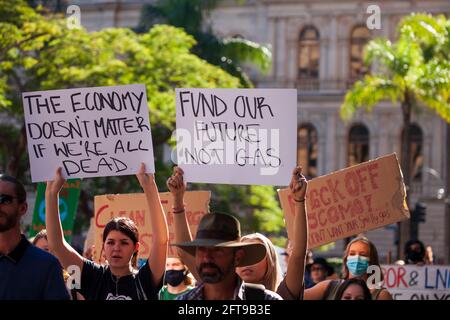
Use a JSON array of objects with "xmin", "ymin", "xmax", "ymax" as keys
[{"xmin": 0, "ymin": 174, "xmax": 69, "ymax": 300}]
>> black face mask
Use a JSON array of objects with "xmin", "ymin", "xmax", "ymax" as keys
[
  {"xmin": 165, "ymin": 269, "xmax": 186, "ymax": 287},
  {"xmin": 406, "ymin": 251, "xmax": 424, "ymax": 263}
]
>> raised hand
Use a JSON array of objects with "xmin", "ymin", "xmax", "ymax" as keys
[
  {"xmin": 46, "ymin": 167, "xmax": 66, "ymax": 195},
  {"xmin": 289, "ymin": 166, "xmax": 308, "ymax": 202},
  {"xmin": 136, "ymin": 163, "xmax": 156, "ymax": 191},
  {"xmin": 166, "ymin": 166, "xmax": 186, "ymax": 199}
]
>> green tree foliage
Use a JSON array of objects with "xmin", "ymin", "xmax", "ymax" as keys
[
  {"xmin": 340, "ymin": 13, "xmax": 450, "ymax": 244},
  {"xmin": 0, "ymin": 0, "xmax": 284, "ymax": 238},
  {"xmin": 136, "ymin": 0, "xmax": 272, "ymax": 88}
]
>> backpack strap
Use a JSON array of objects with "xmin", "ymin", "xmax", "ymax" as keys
[
  {"xmin": 322, "ymin": 280, "xmax": 342, "ymax": 300},
  {"xmin": 243, "ymin": 283, "xmax": 266, "ymax": 300}
]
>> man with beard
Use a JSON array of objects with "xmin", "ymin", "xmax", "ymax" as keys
[
  {"xmin": 171, "ymin": 212, "xmax": 282, "ymax": 300},
  {"xmin": 0, "ymin": 174, "xmax": 69, "ymax": 299}
]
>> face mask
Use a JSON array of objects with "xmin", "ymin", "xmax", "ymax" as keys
[
  {"xmin": 346, "ymin": 255, "xmax": 369, "ymax": 276},
  {"xmin": 165, "ymin": 269, "xmax": 185, "ymax": 287},
  {"xmin": 406, "ymin": 251, "xmax": 424, "ymax": 263}
]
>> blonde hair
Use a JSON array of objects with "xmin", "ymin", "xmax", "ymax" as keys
[
  {"xmin": 342, "ymin": 236, "xmax": 383, "ymax": 280},
  {"xmin": 241, "ymin": 233, "xmax": 282, "ymax": 291},
  {"xmin": 32, "ymin": 229, "xmax": 48, "ymax": 245}
]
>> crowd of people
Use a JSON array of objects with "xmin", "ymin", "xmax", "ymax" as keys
[{"xmin": 0, "ymin": 165, "xmax": 435, "ymax": 300}]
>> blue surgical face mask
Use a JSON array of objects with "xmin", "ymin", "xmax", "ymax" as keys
[{"xmin": 346, "ymin": 255, "xmax": 369, "ymax": 276}]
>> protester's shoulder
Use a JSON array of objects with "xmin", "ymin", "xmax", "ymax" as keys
[
  {"xmin": 175, "ymin": 286, "xmax": 200, "ymax": 300},
  {"xmin": 82, "ymin": 258, "xmax": 105, "ymax": 273},
  {"xmin": 304, "ymin": 279, "xmax": 335, "ymax": 300},
  {"xmin": 25, "ymin": 245, "xmax": 61, "ymax": 266},
  {"xmin": 276, "ymin": 277, "xmax": 302, "ymax": 300},
  {"xmin": 264, "ymin": 289, "xmax": 283, "ymax": 300}
]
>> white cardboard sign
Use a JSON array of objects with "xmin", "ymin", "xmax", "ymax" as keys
[
  {"xmin": 23, "ymin": 84, "xmax": 155, "ymax": 182},
  {"xmin": 380, "ymin": 265, "xmax": 450, "ymax": 300},
  {"xmin": 175, "ymin": 88, "xmax": 297, "ymax": 186}
]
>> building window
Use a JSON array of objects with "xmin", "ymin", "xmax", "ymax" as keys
[
  {"xmin": 402, "ymin": 124, "xmax": 423, "ymax": 181},
  {"xmin": 348, "ymin": 124, "xmax": 369, "ymax": 167},
  {"xmin": 349, "ymin": 26, "xmax": 370, "ymax": 82},
  {"xmin": 297, "ymin": 124, "xmax": 318, "ymax": 178},
  {"xmin": 298, "ymin": 26, "xmax": 320, "ymax": 81}
]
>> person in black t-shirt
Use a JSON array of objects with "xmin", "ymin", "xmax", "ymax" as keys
[{"xmin": 45, "ymin": 163, "xmax": 169, "ymax": 300}]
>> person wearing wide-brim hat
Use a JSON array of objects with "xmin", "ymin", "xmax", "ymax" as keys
[{"xmin": 170, "ymin": 211, "xmax": 282, "ymax": 300}]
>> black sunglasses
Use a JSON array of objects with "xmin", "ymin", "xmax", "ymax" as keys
[{"xmin": 0, "ymin": 194, "xmax": 17, "ymax": 205}]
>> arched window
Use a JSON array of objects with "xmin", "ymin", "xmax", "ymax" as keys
[
  {"xmin": 298, "ymin": 26, "xmax": 320, "ymax": 81},
  {"xmin": 347, "ymin": 124, "xmax": 369, "ymax": 167},
  {"xmin": 297, "ymin": 124, "xmax": 318, "ymax": 179},
  {"xmin": 349, "ymin": 26, "xmax": 370, "ymax": 82},
  {"xmin": 402, "ymin": 124, "xmax": 423, "ymax": 181}
]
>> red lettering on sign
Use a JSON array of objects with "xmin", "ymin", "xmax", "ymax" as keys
[
  {"xmin": 318, "ymin": 209, "xmax": 327, "ymax": 227},
  {"xmin": 368, "ymin": 163, "xmax": 379, "ymax": 189},
  {"xmin": 308, "ymin": 211, "xmax": 318, "ymax": 230},
  {"xmin": 309, "ymin": 189, "xmax": 321, "ymax": 209},
  {"xmin": 319, "ymin": 186, "xmax": 331, "ymax": 206},
  {"xmin": 356, "ymin": 167, "xmax": 368, "ymax": 193},
  {"xmin": 326, "ymin": 179, "xmax": 346, "ymax": 203},
  {"xmin": 95, "ymin": 204, "xmax": 109, "ymax": 228},
  {"xmin": 398, "ymin": 266, "xmax": 409, "ymax": 288},
  {"xmin": 344, "ymin": 171, "xmax": 360, "ymax": 197},
  {"xmin": 363, "ymin": 194, "xmax": 373, "ymax": 213}
]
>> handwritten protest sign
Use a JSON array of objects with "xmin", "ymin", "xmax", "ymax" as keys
[
  {"xmin": 93, "ymin": 191, "xmax": 210, "ymax": 266},
  {"xmin": 30, "ymin": 179, "xmax": 81, "ymax": 243},
  {"xmin": 22, "ymin": 84, "xmax": 154, "ymax": 182},
  {"xmin": 279, "ymin": 153, "xmax": 410, "ymax": 249},
  {"xmin": 175, "ymin": 88, "xmax": 297, "ymax": 186},
  {"xmin": 380, "ymin": 265, "xmax": 450, "ymax": 300}
]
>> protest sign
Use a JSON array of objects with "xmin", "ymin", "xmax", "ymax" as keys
[
  {"xmin": 93, "ymin": 191, "xmax": 210, "ymax": 265},
  {"xmin": 22, "ymin": 84, "xmax": 154, "ymax": 182},
  {"xmin": 83, "ymin": 217, "xmax": 95, "ymax": 253},
  {"xmin": 380, "ymin": 265, "xmax": 450, "ymax": 300},
  {"xmin": 175, "ymin": 88, "xmax": 297, "ymax": 186},
  {"xmin": 279, "ymin": 153, "xmax": 410, "ymax": 248},
  {"xmin": 30, "ymin": 179, "xmax": 81, "ymax": 243}
]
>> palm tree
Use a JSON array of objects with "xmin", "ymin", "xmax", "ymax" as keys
[
  {"xmin": 340, "ymin": 14, "xmax": 450, "ymax": 259},
  {"xmin": 136, "ymin": 0, "xmax": 272, "ymax": 87}
]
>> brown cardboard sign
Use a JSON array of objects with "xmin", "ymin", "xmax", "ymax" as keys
[
  {"xmin": 278, "ymin": 153, "xmax": 409, "ymax": 249},
  {"xmin": 93, "ymin": 191, "xmax": 210, "ymax": 263}
]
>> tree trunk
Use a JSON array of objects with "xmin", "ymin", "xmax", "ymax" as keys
[{"xmin": 398, "ymin": 91, "xmax": 412, "ymax": 260}]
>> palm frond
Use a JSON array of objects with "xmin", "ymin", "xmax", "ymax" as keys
[
  {"xmin": 222, "ymin": 37, "xmax": 272, "ymax": 73},
  {"xmin": 340, "ymin": 76, "xmax": 401, "ymax": 120}
]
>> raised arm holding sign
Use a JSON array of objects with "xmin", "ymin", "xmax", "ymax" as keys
[
  {"xmin": 168, "ymin": 165, "xmax": 310, "ymax": 300},
  {"xmin": 45, "ymin": 163, "xmax": 169, "ymax": 300}
]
